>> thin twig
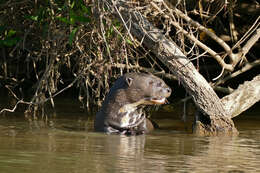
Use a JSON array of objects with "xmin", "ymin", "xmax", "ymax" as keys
[
  {"xmin": 0, "ymin": 100, "xmax": 32, "ymax": 114},
  {"xmin": 214, "ymin": 59, "xmax": 260, "ymax": 86}
]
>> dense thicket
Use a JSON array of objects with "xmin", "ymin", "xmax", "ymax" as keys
[{"xmin": 0, "ymin": 0, "xmax": 259, "ymax": 120}]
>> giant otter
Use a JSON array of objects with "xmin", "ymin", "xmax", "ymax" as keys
[{"xmin": 94, "ymin": 73, "xmax": 171, "ymax": 135}]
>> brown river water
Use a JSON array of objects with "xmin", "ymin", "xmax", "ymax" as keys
[{"xmin": 0, "ymin": 99, "xmax": 260, "ymax": 173}]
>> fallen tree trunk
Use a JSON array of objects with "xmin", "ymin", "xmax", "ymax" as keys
[
  {"xmin": 106, "ymin": 1, "xmax": 238, "ymax": 135},
  {"xmin": 221, "ymin": 75, "xmax": 260, "ymax": 118}
]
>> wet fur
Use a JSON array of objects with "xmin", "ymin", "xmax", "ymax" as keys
[{"xmin": 94, "ymin": 73, "xmax": 171, "ymax": 135}]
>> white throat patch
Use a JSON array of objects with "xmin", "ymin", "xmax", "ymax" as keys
[{"xmin": 118, "ymin": 100, "xmax": 145, "ymax": 128}]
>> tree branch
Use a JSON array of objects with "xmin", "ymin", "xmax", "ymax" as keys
[
  {"xmin": 221, "ymin": 75, "xmax": 260, "ymax": 118},
  {"xmin": 214, "ymin": 59, "xmax": 260, "ymax": 86},
  {"xmin": 241, "ymin": 28, "xmax": 260, "ymax": 58},
  {"xmin": 150, "ymin": 1, "xmax": 234, "ymax": 71}
]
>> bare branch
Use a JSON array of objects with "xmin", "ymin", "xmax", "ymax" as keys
[
  {"xmin": 221, "ymin": 75, "xmax": 260, "ymax": 118},
  {"xmin": 161, "ymin": 2, "xmax": 236, "ymax": 62},
  {"xmin": 214, "ymin": 59, "xmax": 260, "ymax": 86},
  {"xmin": 0, "ymin": 85, "xmax": 33, "ymax": 114},
  {"xmin": 241, "ymin": 28, "xmax": 260, "ymax": 58},
  {"xmin": 232, "ymin": 16, "xmax": 260, "ymax": 51},
  {"xmin": 150, "ymin": 1, "xmax": 234, "ymax": 71},
  {"xmin": 0, "ymin": 100, "xmax": 32, "ymax": 114}
]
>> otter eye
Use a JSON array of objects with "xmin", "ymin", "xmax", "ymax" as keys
[{"xmin": 149, "ymin": 81, "xmax": 154, "ymax": 85}]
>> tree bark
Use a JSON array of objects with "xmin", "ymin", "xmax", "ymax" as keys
[
  {"xmin": 107, "ymin": 1, "xmax": 238, "ymax": 135},
  {"xmin": 221, "ymin": 75, "xmax": 260, "ymax": 118}
]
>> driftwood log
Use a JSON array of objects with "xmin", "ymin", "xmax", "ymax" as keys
[{"xmin": 102, "ymin": 0, "xmax": 259, "ymax": 135}]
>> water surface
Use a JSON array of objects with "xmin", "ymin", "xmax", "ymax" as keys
[{"xmin": 0, "ymin": 105, "xmax": 260, "ymax": 173}]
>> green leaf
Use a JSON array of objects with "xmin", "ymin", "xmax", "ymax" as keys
[
  {"xmin": 81, "ymin": 5, "xmax": 91, "ymax": 15},
  {"xmin": 25, "ymin": 15, "xmax": 39, "ymax": 21},
  {"xmin": 69, "ymin": 28, "xmax": 78, "ymax": 45},
  {"xmin": 56, "ymin": 16, "xmax": 71, "ymax": 24},
  {"xmin": 126, "ymin": 38, "xmax": 133, "ymax": 45},
  {"xmin": 69, "ymin": 10, "xmax": 76, "ymax": 25},
  {"xmin": 71, "ymin": 1, "xmax": 75, "ymax": 8},
  {"xmin": 75, "ymin": 16, "xmax": 90, "ymax": 23},
  {"xmin": 0, "ymin": 37, "xmax": 20, "ymax": 47},
  {"xmin": 7, "ymin": 29, "xmax": 16, "ymax": 37}
]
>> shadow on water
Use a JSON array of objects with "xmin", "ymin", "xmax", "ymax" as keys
[{"xmin": 0, "ymin": 99, "xmax": 260, "ymax": 173}]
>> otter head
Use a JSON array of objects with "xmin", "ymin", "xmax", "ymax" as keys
[{"xmin": 122, "ymin": 73, "xmax": 172, "ymax": 106}]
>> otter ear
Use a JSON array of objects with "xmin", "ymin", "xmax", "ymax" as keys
[{"xmin": 126, "ymin": 77, "xmax": 133, "ymax": 86}]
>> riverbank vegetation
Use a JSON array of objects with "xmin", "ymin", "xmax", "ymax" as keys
[{"xmin": 0, "ymin": 0, "xmax": 259, "ymax": 134}]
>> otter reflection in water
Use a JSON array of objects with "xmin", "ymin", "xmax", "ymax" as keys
[{"xmin": 94, "ymin": 73, "xmax": 172, "ymax": 135}]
